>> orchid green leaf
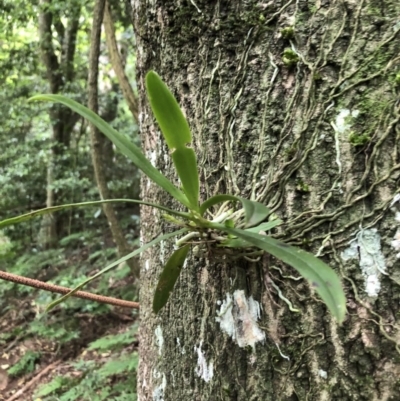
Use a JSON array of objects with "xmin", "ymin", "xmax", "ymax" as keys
[
  {"xmin": 153, "ymin": 244, "xmax": 190, "ymax": 314},
  {"xmin": 145, "ymin": 71, "xmax": 199, "ymax": 210},
  {"xmin": 171, "ymin": 147, "xmax": 199, "ymax": 209},
  {"xmin": 221, "ymin": 219, "xmax": 282, "ymax": 248},
  {"xmin": 213, "ymin": 224, "xmax": 347, "ymax": 323},
  {"xmin": 46, "ymin": 228, "xmax": 188, "ymax": 311},
  {"xmin": 247, "ymin": 220, "xmax": 282, "ymax": 233},
  {"xmin": 29, "ymin": 94, "xmax": 191, "ymax": 209},
  {"xmin": 145, "ymin": 71, "xmax": 192, "ymax": 148},
  {"xmin": 0, "ymin": 199, "xmax": 191, "ymax": 229}
]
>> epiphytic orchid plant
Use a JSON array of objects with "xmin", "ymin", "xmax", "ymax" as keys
[{"xmin": 0, "ymin": 72, "xmax": 346, "ymax": 323}]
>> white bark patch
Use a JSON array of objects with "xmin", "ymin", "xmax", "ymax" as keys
[
  {"xmin": 194, "ymin": 342, "xmax": 214, "ymax": 382},
  {"xmin": 390, "ymin": 207, "xmax": 400, "ymax": 258},
  {"xmin": 334, "ymin": 108, "xmax": 359, "ymax": 133},
  {"xmin": 176, "ymin": 337, "xmax": 185, "ymax": 354},
  {"xmin": 145, "ymin": 260, "xmax": 150, "ymax": 271},
  {"xmin": 160, "ymin": 240, "xmax": 165, "ymax": 264},
  {"xmin": 163, "ymin": 153, "xmax": 169, "ymax": 166},
  {"xmin": 152, "ymin": 371, "xmax": 166, "ymax": 401},
  {"xmin": 318, "ymin": 369, "xmax": 328, "ymax": 379},
  {"xmin": 391, "ymin": 193, "xmax": 400, "ymax": 206},
  {"xmin": 200, "ymin": 267, "xmax": 209, "ymax": 286},
  {"xmin": 365, "ymin": 274, "xmax": 380, "ymax": 296},
  {"xmin": 216, "ymin": 290, "xmax": 265, "ymax": 349},
  {"xmin": 391, "ymin": 230, "xmax": 400, "ymax": 259},
  {"xmin": 139, "ymin": 230, "xmax": 144, "ymax": 247},
  {"xmin": 341, "ymin": 228, "xmax": 386, "ymax": 297},
  {"xmin": 155, "ymin": 326, "xmax": 164, "ymax": 355},
  {"xmin": 147, "ymin": 150, "xmax": 157, "ymax": 167}
]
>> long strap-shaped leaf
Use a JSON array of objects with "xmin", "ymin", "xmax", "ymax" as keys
[
  {"xmin": 221, "ymin": 220, "xmax": 282, "ymax": 248},
  {"xmin": 213, "ymin": 224, "xmax": 347, "ymax": 323},
  {"xmin": 0, "ymin": 199, "xmax": 191, "ymax": 229},
  {"xmin": 46, "ymin": 228, "xmax": 188, "ymax": 311},
  {"xmin": 29, "ymin": 94, "xmax": 191, "ymax": 209},
  {"xmin": 146, "ymin": 71, "xmax": 199, "ymax": 210},
  {"xmin": 153, "ymin": 244, "xmax": 190, "ymax": 313}
]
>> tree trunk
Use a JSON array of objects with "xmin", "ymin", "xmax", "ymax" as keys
[
  {"xmin": 88, "ymin": 0, "xmax": 139, "ymax": 276},
  {"xmin": 38, "ymin": 0, "xmax": 81, "ymax": 247},
  {"xmin": 104, "ymin": 0, "xmax": 139, "ymax": 122},
  {"xmin": 131, "ymin": 1, "xmax": 400, "ymax": 400}
]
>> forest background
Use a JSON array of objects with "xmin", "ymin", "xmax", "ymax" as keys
[
  {"xmin": 0, "ymin": 1, "xmax": 141, "ymax": 399},
  {"xmin": 2, "ymin": 0, "xmax": 400, "ymax": 400}
]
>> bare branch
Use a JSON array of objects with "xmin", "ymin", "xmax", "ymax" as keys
[
  {"xmin": 103, "ymin": 0, "xmax": 138, "ymax": 121},
  {"xmin": 0, "ymin": 270, "xmax": 139, "ymax": 309}
]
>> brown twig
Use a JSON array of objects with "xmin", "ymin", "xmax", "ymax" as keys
[
  {"xmin": 6, "ymin": 360, "xmax": 61, "ymax": 401},
  {"xmin": 0, "ymin": 270, "xmax": 139, "ymax": 310}
]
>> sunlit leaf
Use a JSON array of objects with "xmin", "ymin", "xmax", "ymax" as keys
[
  {"xmin": 0, "ymin": 199, "xmax": 191, "ymax": 229},
  {"xmin": 153, "ymin": 244, "xmax": 190, "ymax": 313},
  {"xmin": 200, "ymin": 194, "xmax": 270, "ymax": 227},
  {"xmin": 46, "ymin": 228, "xmax": 188, "ymax": 311},
  {"xmin": 29, "ymin": 94, "xmax": 191, "ymax": 209},
  {"xmin": 213, "ymin": 224, "xmax": 347, "ymax": 323},
  {"xmin": 145, "ymin": 71, "xmax": 199, "ymax": 210},
  {"xmin": 145, "ymin": 71, "xmax": 192, "ymax": 148},
  {"xmin": 171, "ymin": 147, "xmax": 199, "ymax": 209}
]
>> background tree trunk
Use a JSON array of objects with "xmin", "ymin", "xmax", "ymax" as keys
[
  {"xmin": 104, "ymin": 0, "xmax": 139, "ymax": 122},
  {"xmin": 88, "ymin": 0, "xmax": 139, "ymax": 276},
  {"xmin": 131, "ymin": 1, "xmax": 400, "ymax": 400},
  {"xmin": 38, "ymin": 0, "xmax": 81, "ymax": 247}
]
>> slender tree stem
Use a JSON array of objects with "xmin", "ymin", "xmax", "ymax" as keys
[{"xmin": 0, "ymin": 270, "xmax": 139, "ymax": 309}]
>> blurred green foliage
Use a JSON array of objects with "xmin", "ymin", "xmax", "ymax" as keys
[{"xmin": 0, "ymin": 0, "xmax": 140, "ymax": 398}]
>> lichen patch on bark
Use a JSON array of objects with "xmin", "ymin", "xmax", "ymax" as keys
[
  {"xmin": 194, "ymin": 342, "xmax": 214, "ymax": 382},
  {"xmin": 341, "ymin": 228, "xmax": 386, "ymax": 297},
  {"xmin": 216, "ymin": 290, "xmax": 265, "ymax": 350}
]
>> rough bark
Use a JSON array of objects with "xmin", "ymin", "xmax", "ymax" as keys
[
  {"xmin": 88, "ymin": 0, "xmax": 139, "ymax": 276},
  {"xmin": 132, "ymin": 1, "xmax": 400, "ymax": 400}
]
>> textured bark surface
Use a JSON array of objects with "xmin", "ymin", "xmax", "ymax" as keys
[{"xmin": 131, "ymin": 1, "xmax": 400, "ymax": 400}]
